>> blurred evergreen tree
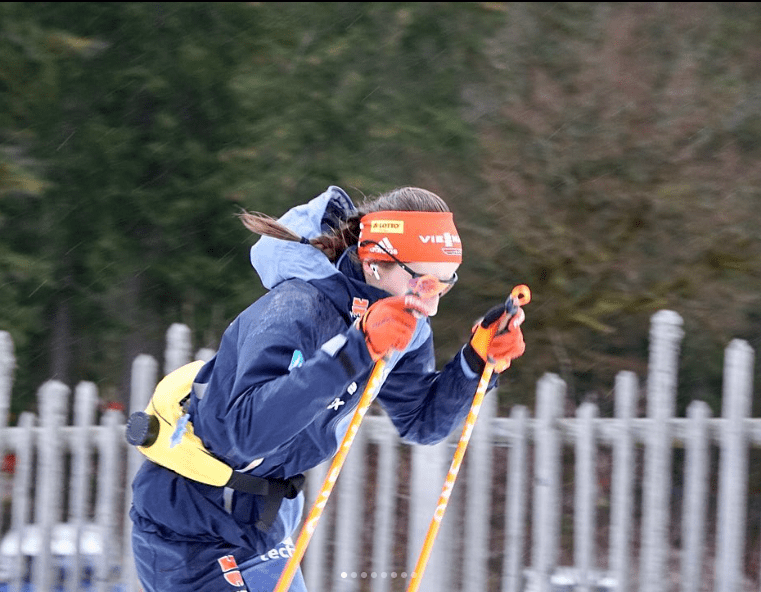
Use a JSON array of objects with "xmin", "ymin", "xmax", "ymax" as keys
[
  {"xmin": 0, "ymin": 3, "xmax": 268, "ymax": 408},
  {"xmin": 0, "ymin": 2, "xmax": 498, "ymax": 409}
]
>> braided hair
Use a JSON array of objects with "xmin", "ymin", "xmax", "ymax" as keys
[{"xmin": 239, "ymin": 187, "xmax": 450, "ymax": 262}]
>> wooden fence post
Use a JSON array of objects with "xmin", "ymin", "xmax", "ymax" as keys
[
  {"xmin": 97, "ymin": 409, "xmax": 124, "ymax": 591},
  {"xmin": 0, "ymin": 331, "xmax": 14, "ymax": 535},
  {"xmin": 575, "ymin": 402, "xmax": 598, "ymax": 592},
  {"xmin": 122, "ymin": 354, "xmax": 159, "ymax": 592},
  {"xmin": 530, "ymin": 373, "xmax": 566, "ymax": 592},
  {"xmin": 334, "ymin": 419, "xmax": 367, "ymax": 590},
  {"xmin": 165, "ymin": 323, "xmax": 192, "ymax": 375},
  {"xmin": 0, "ymin": 331, "xmax": 13, "ymax": 432},
  {"xmin": 9, "ymin": 412, "xmax": 34, "ymax": 591},
  {"xmin": 639, "ymin": 310, "xmax": 683, "ymax": 592},
  {"xmin": 609, "ymin": 371, "xmax": 638, "ymax": 592},
  {"xmin": 371, "ymin": 415, "xmax": 400, "ymax": 592},
  {"xmin": 33, "ymin": 380, "xmax": 70, "ymax": 592},
  {"xmin": 680, "ymin": 400, "xmax": 710, "ymax": 592},
  {"xmin": 408, "ymin": 436, "xmax": 448, "ymax": 592},
  {"xmin": 715, "ymin": 339, "xmax": 754, "ymax": 592},
  {"xmin": 70, "ymin": 381, "xmax": 99, "ymax": 590},
  {"xmin": 304, "ymin": 460, "xmax": 329, "ymax": 591},
  {"xmin": 463, "ymin": 390, "xmax": 496, "ymax": 592},
  {"xmin": 197, "ymin": 347, "xmax": 216, "ymax": 362},
  {"xmin": 502, "ymin": 405, "xmax": 529, "ymax": 592}
]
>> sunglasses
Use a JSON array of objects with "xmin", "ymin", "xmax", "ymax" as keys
[{"xmin": 360, "ymin": 240, "xmax": 458, "ymax": 297}]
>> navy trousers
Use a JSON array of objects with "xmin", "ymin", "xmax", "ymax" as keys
[{"xmin": 131, "ymin": 527, "xmax": 307, "ymax": 592}]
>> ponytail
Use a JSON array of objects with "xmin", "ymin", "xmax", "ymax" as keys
[
  {"xmin": 238, "ymin": 186, "xmax": 450, "ymax": 262},
  {"xmin": 238, "ymin": 210, "xmax": 361, "ymax": 262}
]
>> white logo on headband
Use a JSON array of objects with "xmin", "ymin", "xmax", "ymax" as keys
[
  {"xmin": 369, "ymin": 237, "xmax": 398, "ymax": 255},
  {"xmin": 419, "ymin": 233, "xmax": 461, "ymax": 247}
]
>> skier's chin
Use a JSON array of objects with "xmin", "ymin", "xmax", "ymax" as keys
[{"xmin": 421, "ymin": 298, "xmax": 438, "ymax": 317}]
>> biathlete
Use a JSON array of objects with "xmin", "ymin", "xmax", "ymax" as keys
[{"xmin": 128, "ymin": 185, "xmax": 526, "ymax": 591}]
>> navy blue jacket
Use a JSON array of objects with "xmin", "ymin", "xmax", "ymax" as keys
[{"xmin": 130, "ymin": 186, "xmax": 489, "ymax": 554}]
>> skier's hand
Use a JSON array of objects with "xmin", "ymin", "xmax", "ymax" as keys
[
  {"xmin": 464, "ymin": 303, "xmax": 525, "ymax": 374},
  {"xmin": 358, "ymin": 295, "xmax": 428, "ymax": 361}
]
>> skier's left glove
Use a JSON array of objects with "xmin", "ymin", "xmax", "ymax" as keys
[
  {"xmin": 463, "ymin": 304, "xmax": 525, "ymax": 374},
  {"xmin": 358, "ymin": 295, "xmax": 428, "ymax": 362}
]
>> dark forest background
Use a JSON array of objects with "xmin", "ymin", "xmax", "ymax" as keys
[{"xmin": 2, "ymin": 2, "xmax": 760, "ymax": 420}]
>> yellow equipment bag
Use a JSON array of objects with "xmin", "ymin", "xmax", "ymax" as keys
[
  {"xmin": 128, "ymin": 360, "xmax": 234, "ymax": 486},
  {"xmin": 125, "ymin": 361, "xmax": 304, "ymax": 530}
]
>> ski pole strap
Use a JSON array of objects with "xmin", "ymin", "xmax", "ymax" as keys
[{"xmin": 223, "ymin": 472, "xmax": 306, "ymax": 532}]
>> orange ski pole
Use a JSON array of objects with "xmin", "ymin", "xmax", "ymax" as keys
[
  {"xmin": 406, "ymin": 284, "xmax": 531, "ymax": 592},
  {"xmin": 273, "ymin": 357, "xmax": 386, "ymax": 592},
  {"xmin": 274, "ymin": 277, "xmax": 442, "ymax": 592}
]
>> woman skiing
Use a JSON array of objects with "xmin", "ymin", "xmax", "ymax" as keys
[{"xmin": 129, "ymin": 185, "xmax": 526, "ymax": 591}]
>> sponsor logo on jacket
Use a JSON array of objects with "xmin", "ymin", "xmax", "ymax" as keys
[
  {"xmin": 351, "ymin": 297, "xmax": 369, "ymax": 319},
  {"xmin": 288, "ymin": 350, "xmax": 304, "ymax": 370},
  {"xmin": 258, "ymin": 538, "xmax": 295, "ymax": 562},
  {"xmin": 217, "ymin": 555, "xmax": 246, "ymax": 588}
]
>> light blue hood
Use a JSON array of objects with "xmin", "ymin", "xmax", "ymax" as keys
[{"xmin": 249, "ymin": 186, "xmax": 356, "ymax": 289}]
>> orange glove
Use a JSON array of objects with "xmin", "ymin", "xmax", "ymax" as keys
[
  {"xmin": 358, "ymin": 295, "xmax": 428, "ymax": 361},
  {"xmin": 464, "ymin": 304, "xmax": 526, "ymax": 373}
]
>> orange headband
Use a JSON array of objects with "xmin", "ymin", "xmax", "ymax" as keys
[{"xmin": 357, "ymin": 211, "xmax": 462, "ymax": 263}]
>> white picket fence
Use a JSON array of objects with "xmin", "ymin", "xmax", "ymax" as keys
[{"xmin": 0, "ymin": 310, "xmax": 759, "ymax": 591}]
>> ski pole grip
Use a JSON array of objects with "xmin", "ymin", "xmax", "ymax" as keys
[
  {"xmin": 492, "ymin": 284, "xmax": 531, "ymax": 335},
  {"xmin": 507, "ymin": 284, "xmax": 531, "ymax": 314}
]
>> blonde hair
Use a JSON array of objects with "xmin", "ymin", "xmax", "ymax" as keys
[{"xmin": 239, "ymin": 187, "xmax": 450, "ymax": 262}]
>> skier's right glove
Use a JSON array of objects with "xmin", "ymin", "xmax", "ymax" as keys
[
  {"xmin": 358, "ymin": 295, "xmax": 428, "ymax": 361},
  {"xmin": 463, "ymin": 304, "xmax": 525, "ymax": 374}
]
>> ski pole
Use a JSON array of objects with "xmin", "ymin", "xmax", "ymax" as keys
[
  {"xmin": 273, "ymin": 357, "xmax": 386, "ymax": 592},
  {"xmin": 405, "ymin": 284, "xmax": 531, "ymax": 592},
  {"xmin": 274, "ymin": 277, "xmax": 441, "ymax": 592}
]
